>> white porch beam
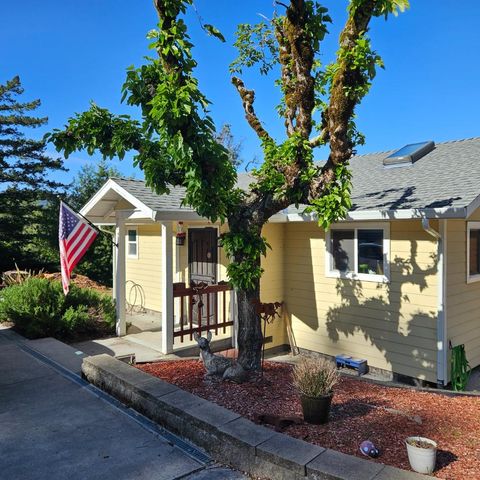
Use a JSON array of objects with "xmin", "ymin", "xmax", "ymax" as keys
[
  {"xmin": 161, "ymin": 221, "xmax": 174, "ymax": 354},
  {"xmin": 114, "ymin": 214, "xmax": 127, "ymax": 336}
]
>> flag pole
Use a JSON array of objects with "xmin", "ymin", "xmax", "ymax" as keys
[{"xmin": 59, "ymin": 197, "xmax": 118, "ymax": 248}]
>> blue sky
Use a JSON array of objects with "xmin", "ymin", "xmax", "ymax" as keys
[{"xmin": 3, "ymin": 1, "xmax": 480, "ymax": 184}]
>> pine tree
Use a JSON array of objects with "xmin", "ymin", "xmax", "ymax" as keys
[{"xmin": 0, "ymin": 76, "xmax": 66, "ymax": 271}]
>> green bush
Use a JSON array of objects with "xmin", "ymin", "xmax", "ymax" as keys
[{"xmin": 0, "ymin": 277, "xmax": 115, "ymax": 340}]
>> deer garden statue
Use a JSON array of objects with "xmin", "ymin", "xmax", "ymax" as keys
[{"xmin": 193, "ymin": 331, "xmax": 246, "ymax": 382}]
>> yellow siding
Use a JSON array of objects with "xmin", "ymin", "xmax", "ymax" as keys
[
  {"xmin": 125, "ymin": 224, "xmax": 163, "ymax": 312},
  {"xmin": 447, "ymin": 218, "xmax": 480, "ymax": 370},
  {"xmin": 284, "ymin": 220, "xmax": 438, "ymax": 382},
  {"xmin": 260, "ymin": 223, "xmax": 287, "ymax": 348}
]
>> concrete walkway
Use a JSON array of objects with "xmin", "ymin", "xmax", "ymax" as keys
[
  {"xmin": 72, "ymin": 330, "xmax": 233, "ymax": 363},
  {"xmin": 0, "ymin": 328, "xmax": 247, "ymax": 480}
]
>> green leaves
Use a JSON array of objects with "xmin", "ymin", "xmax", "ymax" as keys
[
  {"xmin": 203, "ymin": 24, "xmax": 226, "ymax": 42},
  {"xmin": 46, "ymin": 102, "xmax": 143, "ymax": 161},
  {"xmin": 348, "ymin": 0, "xmax": 409, "ymax": 18},
  {"xmin": 221, "ymin": 230, "xmax": 270, "ymax": 291},
  {"xmin": 230, "ymin": 22, "xmax": 278, "ymax": 75},
  {"xmin": 305, "ymin": 163, "xmax": 353, "ymax": 230}
]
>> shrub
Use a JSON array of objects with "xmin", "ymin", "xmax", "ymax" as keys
[
  {"xmin": 292, "ymin": 357, "xmax": 340, "ymax": 397},
  {"xmin": 0, "ymin": 277, "xmax": 115, "ymax": 340}
]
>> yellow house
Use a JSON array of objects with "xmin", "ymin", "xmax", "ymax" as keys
[{"xmin": 81, "ymin": 137, "xmax": 480, "ymax": 387}]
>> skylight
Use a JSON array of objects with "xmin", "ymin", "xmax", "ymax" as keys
[{"xmin": 383, "ymin": 141, "xmax": 435, "ymax": 168}]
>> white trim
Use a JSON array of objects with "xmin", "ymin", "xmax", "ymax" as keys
[
  {"xmin": 440, "ymin": 219, "xmax": 448, "ymax": 386},
  {"xmin": 466, "ymin": 193, "xmax": 480, "ymax": 218},
  {"xmin": 285, "ymin": 207, "xmax": 466, "ymax": 223},
  {"xmin": 114, "ymin": 213, "xmax": 127, "ymax": 336},
  {"xmin": 126, "ymin": 226, "xmax": 139, "ymax": 259},
  {"xmin": 325, "ymin": 222, "xmax": 390, "ymax": 283},
  {"xmin": 154, "ymin": 210, "xmax": 203, "ymax": 221},
  {"xmin": 466, "ymin": 221, "xmax": 480, "ymax": 283},
  {"xmin": 80, "ymin": 178, "xmax": 156, "ymax": 221},
  {"xmin": 161, "ymin": 221, "xmax": 174, "ymax": 354},
  {"xmin": 423, "ymin": 219, "xmax": 447, "ymax": 385}
]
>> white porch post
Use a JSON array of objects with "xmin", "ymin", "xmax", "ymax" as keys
[
  {"xmin": 161, "ymin": 221, "xmax": 174, "ymax": 354},
  {"xmin": 112, "ymin": 234, "xmax": 117, "ymax": 301},
  {"xmin": 115, "ymin": 214, "xmax": 126, "ymax": 336}
]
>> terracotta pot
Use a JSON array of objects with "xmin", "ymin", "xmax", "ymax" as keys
[{"xmin": 300, "ymin": 393, "xmax": 333, "ymax": 424}]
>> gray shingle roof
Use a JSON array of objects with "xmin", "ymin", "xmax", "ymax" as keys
[
  {"xmin": 112, "ymin": 178, "xmax": 192, "ymax": 212},
  {"xmin": 112, "ymin": 137, "xmax": 480, "ymax": 217}
]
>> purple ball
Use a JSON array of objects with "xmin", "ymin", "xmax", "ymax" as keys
[{"xmin": 359, "ymin": 440, "xmax": 379, "ymax": 458}]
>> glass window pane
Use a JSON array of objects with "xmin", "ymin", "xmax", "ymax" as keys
[
  {"xmin": 128, "ymin": 243, "xmax": 137, "ymax": 256},
  {"xmin": 469, "ymin": 229, "xmax": 480, "ymax": 276},
  {"xmin": 128, "ymin": 230, "xmax": 137, "ymax": 242},
  {"xmin": 331, "ymin": 230, "xmax": 354, "ymax": 272},
  {"xmin": 358, "ymin": 229, "xmax": 384, "ymax": 275}
]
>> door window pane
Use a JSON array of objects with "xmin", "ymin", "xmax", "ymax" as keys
[
  {"xmin": 358, "ymin": 229, "xmax": 384, "ymax": 275},
  {"xmin": 331, "ymin": 230, "xmax": 354, "ymax": 272},
  {"xmin": 469, "ymin": 229, "xmax": 480, "ymax": 276}
]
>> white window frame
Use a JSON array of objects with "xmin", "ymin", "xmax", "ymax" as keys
[
  {"xmin": 126, "ymin": 227, "xmax": 139, "ymax": 259},
  {"xmin": 467, "ymin": 221, "xmax": 480, "ymax": 283},
  {"xmin": 325, "ymin": 222, "xmax": 390, "ymax": 283}
]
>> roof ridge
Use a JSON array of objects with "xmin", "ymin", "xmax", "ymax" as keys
[
  {"xmin": 110, "ymin": 176, "xmax": 144, "ymax": 182},
  {"xmin": 436, "ymin": 136, "xmax": 480, "ymax": 145},
  {"xmin": 351, "ymin": 136, "xmax": 480, "ymax": 159}
]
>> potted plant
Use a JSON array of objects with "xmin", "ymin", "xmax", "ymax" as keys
[
  {"xmin": 292, "ymin": 357, "xmax": 339, "ymax": 424},
  {"xmin": 405, "ymin": 436, "xmax": 437, "ymax": 474}
]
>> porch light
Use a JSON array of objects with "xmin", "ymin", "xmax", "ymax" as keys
[{"xmin": 176, "ymin": 221, "xmax": 186, "ymax": 246}]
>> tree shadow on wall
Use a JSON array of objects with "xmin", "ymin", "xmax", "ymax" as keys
[{"xmin": 325, "ymin": 239, "xmax": 439, "ymax": 383}]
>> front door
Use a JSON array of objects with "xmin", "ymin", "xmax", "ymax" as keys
[{"xmin": 188, "ymin": 228, "xmax": 218, "ymax": 326}]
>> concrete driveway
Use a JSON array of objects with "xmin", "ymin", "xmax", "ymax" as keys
[{"xmin": 0, "ymin": 329, "xmax": 246, "ymax": 480}]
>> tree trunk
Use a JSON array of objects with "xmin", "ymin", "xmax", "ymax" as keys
[{"xmin": 236, "ymin": 283, "xmax": 263, "ymax": 371}]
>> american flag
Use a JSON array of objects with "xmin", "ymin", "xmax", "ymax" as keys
[{"xmin": 59, "ymin": 201, "xmax": 98, "ymax": 295}]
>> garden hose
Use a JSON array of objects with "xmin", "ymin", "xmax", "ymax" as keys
[{"xmin": 450, "ymin": 344, "xmax": 470, "ymax": 391}]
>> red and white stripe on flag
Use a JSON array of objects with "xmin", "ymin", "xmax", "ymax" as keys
[{"xmin": 59, "ymin": 201, "xmax": 98, "ymax": 295}]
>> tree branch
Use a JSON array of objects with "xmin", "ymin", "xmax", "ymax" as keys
[
  {"xmin": 324, "ymin": 0, "xmax": 375, "ymax": 167},
  {"xmin": 231, "ymin": 77, "xmax": 272, "ymax": 142},
  {"xmin": 308, "ymin": 0, "xmax": 377, "ymax": 202},
  {"xmin": 284, "ymin": 0, "xmax": 315, "ymax": 139}
]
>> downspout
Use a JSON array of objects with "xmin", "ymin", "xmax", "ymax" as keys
[{"xmin": 422, "ymin": 218, "xmax": 447, "ymax": 387}]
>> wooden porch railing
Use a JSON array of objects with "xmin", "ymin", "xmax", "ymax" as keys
[{"xmin": 173, "ymin": 282, "xmax": 234, "ymax": 343}]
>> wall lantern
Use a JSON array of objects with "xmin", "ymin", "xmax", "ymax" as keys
[{"xmin": 176, "ymin": 221, "xmax": 186, "ymax": 246}]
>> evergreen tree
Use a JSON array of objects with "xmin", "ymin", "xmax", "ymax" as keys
[
  {"xmin": 68, "ymin": 159, "xmax": 120, "ymax": 286},
  {"xmin": 0, "ymin": 76, "xmax": 66, "ymax": 271}
]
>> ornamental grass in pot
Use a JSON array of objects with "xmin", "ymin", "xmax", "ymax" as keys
[{"xmin": 292, "ymin": 357, "xmax": 339, "ymax": 424}]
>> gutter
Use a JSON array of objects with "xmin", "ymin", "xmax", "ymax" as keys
[{"xmin": 421, "ymin": 218, "xmax": 448, "ymax": 387}]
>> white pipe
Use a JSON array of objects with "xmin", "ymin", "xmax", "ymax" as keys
[{"xmin": 422, "ymin": 218, "xmax": 447, "ymax": 386}]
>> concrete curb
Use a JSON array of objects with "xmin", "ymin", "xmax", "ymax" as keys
[{"xmin": 82, "ymin": 354, "xmax": 436, "ymax": 480}]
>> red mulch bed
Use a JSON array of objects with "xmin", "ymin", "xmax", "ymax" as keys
[{"xmin": 138, "ymin": 360, "xmax": 480, "ymax": 479}]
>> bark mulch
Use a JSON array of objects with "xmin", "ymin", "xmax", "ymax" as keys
[
  {"xmin": 138, "ymin": 360, "xmax": 480, "ymax": 479},
  {"xmin": 40, "ymin": 272, "xmax": 112, "ymax": 294}
]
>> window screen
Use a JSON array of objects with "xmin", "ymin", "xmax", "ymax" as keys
[
  {"xmin": 331, "ymin": 230, "xmax": 354, "ymax": 272},
  {"xmin": 358, "ymin": 229, "xmax": 384, "ymax": 275}
]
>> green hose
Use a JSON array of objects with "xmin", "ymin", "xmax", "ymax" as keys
[{"xmin": 451, "ymin": 344, "xmax": 470, "ymax": 391}]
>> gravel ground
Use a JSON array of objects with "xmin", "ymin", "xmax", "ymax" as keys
[{"xmin": 138, "ymin": 360, "xmax": 480, "ymax": 479}]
